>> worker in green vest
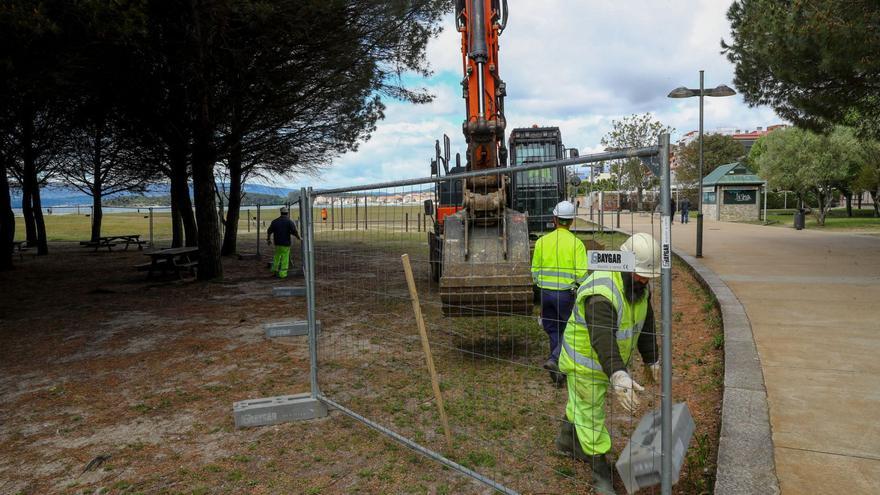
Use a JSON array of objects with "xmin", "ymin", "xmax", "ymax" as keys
[
  {"xmin": 554, "ymin": 232, "xmax": 661, "ymax": 495},
  {"xmin": 266, "ymin": 207, "xmax": 300, "ymax": 278},
  {"xmin": 531, "ymin": 200, "xmax": 588, "ymax": 387}
]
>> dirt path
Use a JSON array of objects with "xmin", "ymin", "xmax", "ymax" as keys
[{"xmin": 0, "ymin": 242, "xmax": 721, "ymax": 494}]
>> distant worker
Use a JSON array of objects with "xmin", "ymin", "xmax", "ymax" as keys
[
  {"xmin": 531, "ymin": 200, "xmax": 588, "ymax": 387},
  {"xmin": 266, "ymin": 207, "xmax": 301, "ymax": 279},
  {"xmin": 680, "ymin": 197, "xmax": 691, "ymax": 224},
  {"xmin": 555, "ymin": 233, "xmax": 660, "ymax": 495},
  {"xmin": 321, "ymin": 207, "xmax": 328, "ymax": 223},
  {"xmin": 669, "ymin": 197, "xmax": 676, "ymax": 224}
]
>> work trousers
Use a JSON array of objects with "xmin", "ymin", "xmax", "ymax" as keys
[
  {"xmin": 681, "ymin": 210, "xmax": 689, "ymax": 223},
  {"xmin": 565, "ymin": 372, "xmax": 611, "ymax": 455},
  {"xmin": 541, "ymin": 288, "xmax": 575, "ymax": 363},
  {"xmin": 272, "ymin": 245, "xmax": 291, "ymax": 278}
]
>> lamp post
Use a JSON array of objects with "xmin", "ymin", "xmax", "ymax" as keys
[{"xmin": 667, "ymin": 70, "xmax": 736, "ymax": 258}]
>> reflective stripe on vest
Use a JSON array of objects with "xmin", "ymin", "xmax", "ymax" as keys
[
  {"xmin": 562, "ymin": 339, "xmax": 603, "ymax": 372},
  {"xmin": 532, "ymin": 229, "xmax": 587, "ymax": 290}
]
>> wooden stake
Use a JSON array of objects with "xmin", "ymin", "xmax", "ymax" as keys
[{"xmin": 401, "ymin": 254, "xmax": 453, "ymax": 448}]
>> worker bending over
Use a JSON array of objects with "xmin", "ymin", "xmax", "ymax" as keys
[
  {"xmin": 266, "ymin": 207, "xmax": 300, "ymax": 279},
  {"xmin": 531, "ymin": 200, "xmax": 588, "ymax": 387},
  {"xmin": 556, "ymin": 233, "xmax": 660, "ymax": 495}
]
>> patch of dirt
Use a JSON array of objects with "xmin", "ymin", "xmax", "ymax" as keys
[{"xmin": 0, "ymin": 239, "xmax": 721, "ymax": 494}]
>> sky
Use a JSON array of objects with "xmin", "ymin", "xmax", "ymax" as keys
[{"xmin": 281, "ymin": 0, "xmax": 781, "ymax": 190}]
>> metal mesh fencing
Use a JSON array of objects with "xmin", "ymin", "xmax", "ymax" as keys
[
  {"xmin": 13, "ymin": 203, "xmax": 297, "ymax": 253},
  {"xmin": 301, "ymin": 138, "xmax": 675, "ymax": 494}
]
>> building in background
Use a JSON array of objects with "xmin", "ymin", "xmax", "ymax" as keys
[{"xmin": 701, "ymin": 162, "xmax": 766, "ymax": 222}]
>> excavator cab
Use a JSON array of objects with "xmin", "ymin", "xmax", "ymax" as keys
[{"xmin": 508, "ymin": 126, "xmax": 567, "ymax": 237}]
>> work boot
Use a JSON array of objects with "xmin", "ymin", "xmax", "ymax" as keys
[
  {"xmin": 589, "ymin": 454, "xmax": 616, "ymax": 495},
  {"xmin": 554, "ymin": 417, "xmax": 592, "ymax": 463},
  {"xmin": 543, "ymin": 358, "xmax": 566, "ymax": 388}
]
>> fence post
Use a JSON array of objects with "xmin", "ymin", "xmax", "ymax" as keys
[
  {"xmin": 364, "ymin": 193, "xmax": 368, "ymax": 230},
  {"xmin": 405, "ymin": 212, "xmax": 409, "ymax": 232},
  {"xmin": 247, "ymin": 208, "xmax": 250, "ymax": 233},
  {"xmin": 148, "ymin": 208, "xmax": 154, "ymax": 247},
  {"xmin": 599, "ymin": 190, "xmax": 605, "ymax": 233},
  {"xmin": 341, "ymin": 201, "xmax": 344, "ymax": 230},
  {"xmin": 355, "ymin": 198, "xmax": 359, "ymax": 230},
  {"xmin": 659, "ymin": 133, "xmax": 673, "ymax": 495},
  {"xmin": 256, "ymin": 205, "xmax": 261, "ymax": 257},
  {"xmin": 331, "ymin": 197, "xmax": 335, "ymax": 230},
  {"xmin": 763, "ymin": 184, "xmax": 768, "ymax": 222},
  {"xmin": 616, "ymin": 192, "xmax": 621, "ymax": 228},
  {"xmin": 302, "ymin": 187, "xmax": 319, "ymax": 399}
]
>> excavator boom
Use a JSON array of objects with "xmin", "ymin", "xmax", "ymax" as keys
[{"xmin": 439, "ymin": 0, "xmax": 533, "ymax": 316}]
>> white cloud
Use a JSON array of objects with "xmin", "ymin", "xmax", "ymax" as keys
[{"xmin": 287, "ymin": 1, "xmax": 784, "ymax": 190}]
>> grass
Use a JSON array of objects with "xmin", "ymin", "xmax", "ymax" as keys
[
  {"xmin": 754, "ymin": 207, "xmax": 880, "ymax": 232},
  {"xmin": 11, "ymin": 204, "xmax": 430, "ymax": 245}
]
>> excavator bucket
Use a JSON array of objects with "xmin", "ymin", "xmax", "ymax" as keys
[{"xmin": 440, "ymin": 209, "xmax": 533, "ymax": 316}]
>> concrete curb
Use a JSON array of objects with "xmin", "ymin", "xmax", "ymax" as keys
[{"xmin": 674, "ymin": 251, "xmax": 780, "ymax": 495}]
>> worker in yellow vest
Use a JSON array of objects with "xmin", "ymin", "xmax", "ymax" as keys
[
  {"xmin": 531, "ymin": 200, "xmax": 588, "ymax": 387},
  {"xmin": 554, "ymin": 233, "xmax": 661, "ymax": 495}
]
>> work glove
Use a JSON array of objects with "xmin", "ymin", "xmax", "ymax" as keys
[
  {"xmin": 644, "ymin": 360, "xmax": 661, "ymax": 384},
  {"xmin": 610, "ymin": 370, "xmax": 644, "ymax": 414}
]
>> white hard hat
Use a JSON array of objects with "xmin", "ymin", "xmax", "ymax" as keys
[
  {"xmin": 552, "ymin": 200, "xmax": 576, "ymax": 219},
  {"xmin": 621, "ymin": 233, "xmax": 661, "ymax": 278},
  {"xmin": 280, "ymin": 207, "xmax": 290, "ymax": 214}
]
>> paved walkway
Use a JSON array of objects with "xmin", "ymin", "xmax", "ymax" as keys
[{"xmin": 585, "ymin": 212, "xmax": 880, "ymax": 494}]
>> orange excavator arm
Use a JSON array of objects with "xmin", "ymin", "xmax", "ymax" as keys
[{"xmin": 455, "ymin": 0, "xmax": 509, "ymax": 220}]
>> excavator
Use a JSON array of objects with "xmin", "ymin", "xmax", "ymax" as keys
[{"xmin": 427, "ymin": 0, "xmax": 535, "ymax": 316}]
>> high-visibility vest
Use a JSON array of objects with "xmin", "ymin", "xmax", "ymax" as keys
[
  {"xmin": 530, "ymin": 228, "xmax": 588, "ymax": 290},
  {"xmin": 559, "ymin": 270, "xmax": 649, "ymax": 380}
]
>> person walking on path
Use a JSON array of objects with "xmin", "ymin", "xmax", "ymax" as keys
[
  {"xmin": 555, "ymin": 233, "xmax": 661, "ymax": 494},
  {"xmin": 669, "ymin": 197, "xmax": 676, "ymax": 224},
  {"xmin": 680, "ymin": 197, "xmax": 691, "ymax": 224},
  {"xmin": 531, "ymin": 200, "xmax": 588, "ymax": 387},
  {"xmin": 266, "ymin": 207, "xmax": 300, "ymax": 279}
]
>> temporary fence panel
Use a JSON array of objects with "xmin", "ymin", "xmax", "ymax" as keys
[{"xmin": 300, "ymin": 139, "xmax": 675, "ymax": 494}]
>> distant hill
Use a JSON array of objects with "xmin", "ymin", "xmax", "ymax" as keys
[{"xmin": 10, "ymin": 182, "xmax": 297, "ymax": 208}]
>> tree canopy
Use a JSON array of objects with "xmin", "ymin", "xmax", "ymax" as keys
[
  {"xmin": 750, "ymin": 126, "xmax": 864, "ymax": 224},
  {"xmin": 676, "ymin": 133, "xmax": 745, "ymax": 192},
  {"xmin": 600, "ymin": 113, "xmax": 673, "ymax": 210},
  {"xmin": 0, "ymin": 0, "xmax": 451, "ymax": 274},
  {"xmin": 723, "ymin": 0, "xmax": 880, "ymax": 140}
]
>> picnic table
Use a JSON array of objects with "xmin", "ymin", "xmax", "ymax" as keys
[
  {"xmin": 12, "ymin": 240, "xmax": 28, "ymax": 260},
  {"xmin": 81, "ymin": 234, "xmax": 148, "ymax": 252},
  {"xmin": 139, "ymin": 247, "xmax": 199, "ymax": 279}
]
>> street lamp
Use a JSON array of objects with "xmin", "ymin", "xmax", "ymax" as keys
[{"xmin": 667, "ymin": 70, "xmax": 736, "ymax": 258}]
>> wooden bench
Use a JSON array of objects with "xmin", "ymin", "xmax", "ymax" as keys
[
  {"xmin": 12, "ymin": 241, "xmax": 28, "ymax": 260},
  {"xmin": 83, "ymin": 241, "xmax": 120, "ymax": 252},
  {"xmin": 134, "ymin": 260, "xmax": 169, "ymax": 271}
]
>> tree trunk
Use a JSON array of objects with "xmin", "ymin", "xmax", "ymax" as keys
[
  {"xmin": 21, "ymin": 183, "xmax": 36, "ymax": 246},
  {"xmin": 30, "ymin": 180, "xmax": 48, "ymax": 255},
  {"xmin": 191, "ymin": 140, "xmax": 223, "ymax": 279},
  {"xmin": 21, "ymin": 107, "xmax": 47, "ymax": 255},
  {"xmin": 220, "ymin": 140, "xmax": 242, "ymax": 256},
  {"xmin": 845, "ymin": 190, "xmax": 852, "ymax": 217},
  {"xmin": 191, "ymin": 99, "xmax": 223, "ymax": 279},
  {"xmin": 91, "ymin": 125, "xmax": 103, "ymax": 243},
  {"xmin": 636, "ymin": 186, "xmax": 644, "ymax": 211},
  {"xmin": 169, "ymin": 140, "xmax": 197, "ymax": 247},
  {"xmin": 91, "ymin": 190, "xmax": 103, "ymax": 242},
  {"xmin": 873, "ymin": 189, "xmax": 880, "ymax": 218},
  {"xmin": 814, "ymin": 188, "xmax": 831, "ymax": 226},
  {"xmin": 0, "ymin": 158, "xmax": 15, "ymax": 271},
  {"xmin": 170, "ymin": 198, "xmax": 183, "ymax": 248}
]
